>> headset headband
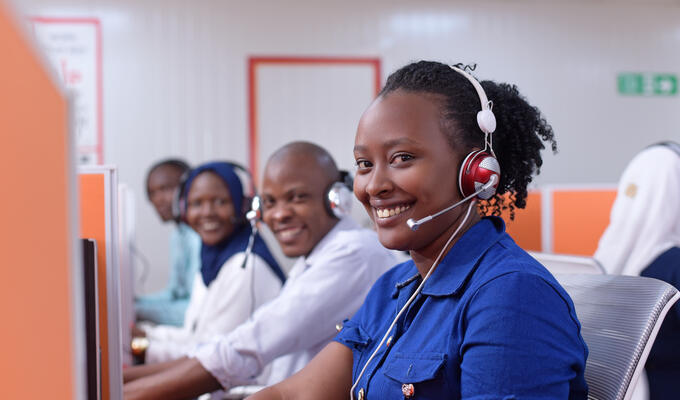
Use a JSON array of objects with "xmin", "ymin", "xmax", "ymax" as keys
[
  {"xmin": 650, "ymin": 141, "xmax": 680, "ymax": 157},
  {"xmin": 450, "ymin": 66, "xmax": 492, "ymax": 119},
  {"xmin": 221, "ymin": 161, "xmax": 256, "ymax": 198},
  {"xmin": 449, "ymin": 65, "xmax": 497, "ymax": 153}
]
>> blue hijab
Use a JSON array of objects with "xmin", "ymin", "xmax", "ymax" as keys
[{"xmin": 183, "ymin": 162, "xmax": 285, "ymax": 287}]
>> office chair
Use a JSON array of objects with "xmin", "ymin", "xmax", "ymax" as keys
[
  {"xmin": 556, "ymin": 274, "xmax": 679, "ymax": 400},
  {"xmin": 531, "ymin": 251, "xmax": 605, "ymax": 275}
]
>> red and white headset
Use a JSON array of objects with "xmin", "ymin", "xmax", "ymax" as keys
[{"xmin": 450, "ymin": 65, "xmax": 501, "ymax": 200}]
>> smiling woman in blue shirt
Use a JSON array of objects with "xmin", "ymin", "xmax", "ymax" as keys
[{"xmin": 250, "ymin": 61, "xmax": 588, "ymax": 400}]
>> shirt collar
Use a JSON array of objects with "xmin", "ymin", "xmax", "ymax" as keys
[
  {"xmin": 303, "ymin": 216, "xmax": 358, "ymax": 267},
  {"xmin": 415, "ymin": 216, "xmax": 505, "ymax": 297}
]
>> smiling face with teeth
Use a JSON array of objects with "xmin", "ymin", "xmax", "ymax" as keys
[
  {"xmin": 353, "ymin": 90, "xmax": 481, "ymax": 265},
  {"xmin": 185, "ymin": 171, "xmax": 237, "ymax": 246},
  {"xmin": 260, "ymin": 144, "xmax": 340, "ymax": 258}
]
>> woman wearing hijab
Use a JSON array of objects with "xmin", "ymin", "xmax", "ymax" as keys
[
  {"xmin": 595, "ymin": 142, "xmax": 680, "ymax": 400},
  {"xmin": 134, "ymin": 161, "xmax": 286, "ymax": 364}
]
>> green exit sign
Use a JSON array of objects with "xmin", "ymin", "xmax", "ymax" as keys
[{"xmin": 618, "ymin": 73, "xmax": 677, "ymax": 96}]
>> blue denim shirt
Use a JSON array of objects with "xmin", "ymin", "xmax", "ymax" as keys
[{"xmin": 335, "ymin": 217, "xmax": 588, "ymax": 399}]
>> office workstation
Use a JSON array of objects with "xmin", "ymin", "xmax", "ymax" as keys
[{"xmin": 2, "ymin": 0, "xmax": 680, "ymax": 399}]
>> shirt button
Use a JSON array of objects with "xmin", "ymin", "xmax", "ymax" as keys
[
  {"xmin": 402, "ymin": 383, "xmax": 415, "ymax": 398},
  {"xmin": 335, "ymin": 323, "xmax": 343, "ymax": 332},
  {"xmin": 358, "ymin": 387, "xmax": 365, "ymax": 400},
  {"xmin": 386, "ymin": 335, "xmax": 393, "ymax": 347}
]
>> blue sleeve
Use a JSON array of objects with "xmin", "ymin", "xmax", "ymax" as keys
[
  {"xmin": 334, "ymin": 314, "xmax": 369, "ymax": 350},
  {"xmin": 134, "ymin": 226, "xmax": 202, "ymax": 326},
  {"xmin": 135, "ymin": 296, "xmax": 189, "ymax": 326},
  {"xmin": 166, "ymin": 225, "xmax": 201, "ymax": 300},
  {"xmin": 333, "ymin": 293, "xmax": 374, "ymax": 383},
  {"xmin": 459, "ymin": 272, "xmax": 588, "ymax": 400}
]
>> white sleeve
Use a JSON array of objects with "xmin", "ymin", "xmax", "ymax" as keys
[
  {"xmin": 193, "ymin": 232, "xmax": 395, "ymax": 389},
  {"xmin": 143, "ymin": 272, "xmax": 204, "ymax": 363},
  {"xmin": 145, "ymin": 330, "xmax": 195, "ymax": 363},
  {"xmin": 146, "ymin": 254, "xmax": 282, "ymax": 364}
]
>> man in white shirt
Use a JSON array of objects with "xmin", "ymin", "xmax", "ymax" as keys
[{"xmin": 123, "ymin": 142, "xmax": 396, "ymax": 399}]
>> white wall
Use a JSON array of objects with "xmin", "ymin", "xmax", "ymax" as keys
[{"xmin": 13, "ymin": 0, "xmax": 680, "ymax": 291}]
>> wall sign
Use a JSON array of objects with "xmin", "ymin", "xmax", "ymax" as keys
[
  {"xmin": 618, "ymin": 72, "xmax": 677, "ymax": 96},
  {"xmin": 30, "ymin": 17, "xmax": 103, "ymax": 164}
]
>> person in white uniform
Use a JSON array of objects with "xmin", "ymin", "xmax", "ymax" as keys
[
  {"xmin": 123, "ymin": 142, "xmax": 396, "ymax": 400},
  {"xmin": 132, "ymin": 161, "xmax": 286, "ymax": 364},
  {"xmin": 595, "ymin": 142, "xmax": 680, "ymax": 400}
]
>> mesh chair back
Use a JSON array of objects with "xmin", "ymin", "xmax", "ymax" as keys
[
  {"xmin": 556, "ymin": 274, "xmax": 679, "ymax": 400},
  {"xmin": 531, "ymin": 251, "xmax": 605, "ymax": 274}
]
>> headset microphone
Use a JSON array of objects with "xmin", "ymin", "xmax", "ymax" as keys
[
  {"xmin": 240, "ymin": 219, "xmax": 257, "ymax": 270},
  {"xmin": 406, "ymin": 174, "xmax": 498, "ymax": 231},
  {"xmin": 241, "ymin": 196, "xmax": 262, "ymax": 270}
]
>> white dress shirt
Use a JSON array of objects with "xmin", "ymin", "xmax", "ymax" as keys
[
  {"xmin": 143, "ymin": 252, "xmax": 282, "ymax": 363},
  {"xmin": 192, "ymin": 217, "xmax": 396, "ymax": 389}
]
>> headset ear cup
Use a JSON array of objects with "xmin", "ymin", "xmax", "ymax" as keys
[
  {"xmin": 239, "ymin": 196, "xmax": 252, "ymax": 220},
  {"xmin": 246, "ymin": 195, "xmax": 262, "ymax": 222},
  {"xmin": 171, "ymin": 192, "xmax": 180, "ymax": 222},
  {"xmin": 178, "ymin": 198, "xmax": 187, "ymax": 222},
  {"xmin": 324, "ymin": 171, "xmax": 354, "ymax": 218},
  {"xmin": 341, "ymin": 170, "xmax": 354, "ymax": 189},
  {"xmin": 477, "ymin": 109, "xmax": 497, "ymax": 134},
  {"xmin": 458, "ymin": 151, "xmax": 501, "ymax": 200},
  {"xmin": 172, "ymin": 171, "xmax": 190, "ymax": 223},
  {"xmin": 325, "ymin": 182, "xmax": 353, "ymax": 218},
  {"xmin": 323, "ymin": 171, "xmax": 354, "ymax": 219}
]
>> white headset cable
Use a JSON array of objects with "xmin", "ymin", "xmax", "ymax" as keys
[{"xmin": 348, "ymin": 200, "xmax": 476, "ymax": 400}]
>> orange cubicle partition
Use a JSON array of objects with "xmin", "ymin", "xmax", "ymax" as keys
[
  {"xmin": 502, "ymin": 190, "xmax": 542, "ymax": 252},
  {"xmin": 0, "ymin": 2, "xmax": 80, "ymax": 399},
  {"xmin": 493, "ymin": 188, "xmax": 617, "ymax": 257},
  {"xmin": 79, "ymin": 173, "xmax": 110, "ymax": 399},
  {"xmin": 79, "ymin": 167, "xmax": 123, "ymax": 400},
  {"xmin": 551, "ymin": 189, "xmax": 617, "ymax": 256}
]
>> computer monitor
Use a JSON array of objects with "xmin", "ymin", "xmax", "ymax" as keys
[{"xmin": 82, "ymin": 238, "xmax": 101, "ymax": 400}]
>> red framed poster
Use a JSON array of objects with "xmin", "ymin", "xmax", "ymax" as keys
[{"xmin": 30, "ymin": 17, "xmax": 103, "ymax": 164}]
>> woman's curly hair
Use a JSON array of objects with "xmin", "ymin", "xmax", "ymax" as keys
[{"xmin": 379, "ymin": 61, "xmax": 556, "ymax": 219}]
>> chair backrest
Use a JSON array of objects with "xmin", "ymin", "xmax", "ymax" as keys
[
  {"xmin": 531, "ymin": 251, "xmax": 605, "ymax": 275},
  {"xmin": 555, "ymin": 274, "xmax": 679, "ymax": 400}
]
